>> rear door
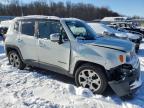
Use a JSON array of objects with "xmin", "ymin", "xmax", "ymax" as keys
[{"xmin": 18, "ymin": 19, "xmax": 38, "ymax": 61}]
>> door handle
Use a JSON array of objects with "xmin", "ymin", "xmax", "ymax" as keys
[{"xmin": 17, "ymin": 39, "xmax": 23, "ymax": 43}]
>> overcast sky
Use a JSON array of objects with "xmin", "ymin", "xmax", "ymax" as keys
[{"xmin": 1, "ymin": 0, "xmax": 144, "ymax": 17}]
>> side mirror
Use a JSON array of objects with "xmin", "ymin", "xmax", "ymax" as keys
[{"xmin": 50, "ymin": 33, "xmax": 60, "ymax": 42}]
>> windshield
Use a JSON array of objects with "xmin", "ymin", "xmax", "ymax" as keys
[{"xmin": 65, "ymin": 20, "xmax": 99, "ymax": 40}]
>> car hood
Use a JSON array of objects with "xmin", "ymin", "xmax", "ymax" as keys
[
  {"xmin": 81, "ymin": 37, "xmax": 133, "ymax": 52},
  {"xmin": 114, "ymin": 31, "xmax": 140, "ymax": 40},
  {"xmin": 114, "ymin": 32, "xmax": 128, "ymax": 38},
  {"xmin": 110, "ymin": 30, "xmax": 140, "ymax": 40},
  {"xmin": 101, "ymin": 29, "xmax": 128, "ymax": 39},
  {"xmin": 136, "ymin": 26, "xmax": 144, "ymax": 31}
]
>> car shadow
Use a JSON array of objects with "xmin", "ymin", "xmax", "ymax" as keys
[
  {"xmin": 26, "ymin": 67, "xmax": 116, "ymax": 94},
  {"xmin": 26, "ymin": 67, "xmax": 75, "ymax": 85},
  {"xmin": 26, "ymin": 66, "xmax": 116, "ymax": 94}
]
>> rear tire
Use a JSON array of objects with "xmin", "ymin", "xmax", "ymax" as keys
[
  {"xmin": 75, "ymin": 63, "xmax": 108, "ymax": 94},
  {"xmin": 8, "ymin": 51, "xmax": 26, "ymax": 70}
]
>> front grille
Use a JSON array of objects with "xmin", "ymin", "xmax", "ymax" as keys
[
  {"xmin": 122, "ymin": 64, "xmax": 132, "ymax": 70},
  {"xmin": 110, "ymin": 64, "xmax": 134, "ymax": 81}
]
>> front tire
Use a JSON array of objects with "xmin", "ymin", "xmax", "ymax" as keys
[
  {"xmin": 75, "ymin": 63, "xmax": 108, "ymax": 94},
  {"xmin": 8, "ymin": 51, "xmax": 26, "ymax": 70}
]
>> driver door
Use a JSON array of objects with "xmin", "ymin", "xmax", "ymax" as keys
[{"xmin": 37, "ymin": 20, "xmax": 71, "ymax": 72}]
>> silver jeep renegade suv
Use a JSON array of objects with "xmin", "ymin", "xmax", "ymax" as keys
[{"xmin": 4, "ymin": 15, "xmax": 142, "ymax": 97}]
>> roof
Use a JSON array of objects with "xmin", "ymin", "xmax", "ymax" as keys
[
  {"xmin": 12, "ymin": 15, "xmax": 82, "ymax": 22},
  {"xmin": 101, "ymin": 17, "xmax": 128, "ymax": 22},
  {"xmin": 62, "ymin": 17, "xmax": 81, "ymax": 21},
  {"xmin": 13, "ymin": 15, "xmax": 60, "ymax": 21}
]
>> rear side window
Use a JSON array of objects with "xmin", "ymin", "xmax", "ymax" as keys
[{"xmin": 21, "ymin": 20, "xmax": 35, "ymax": 36}]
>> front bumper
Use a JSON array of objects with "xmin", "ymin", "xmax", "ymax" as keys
[{"xmin": 108, "ymin": 60, "xmax": 142, "ymax": 97}]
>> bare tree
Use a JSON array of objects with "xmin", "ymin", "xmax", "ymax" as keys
[{"xmin": 0, "ymin": 0, "xmax": 120, "ymax": 21}]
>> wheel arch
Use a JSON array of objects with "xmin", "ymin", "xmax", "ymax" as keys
[
  {"xmin": 5, "ymin": 45, "xmax": 23, "ymax": 61},
  {"xmin": 73, "ymin": 60, "xmax": 109, "ymax": 79}
]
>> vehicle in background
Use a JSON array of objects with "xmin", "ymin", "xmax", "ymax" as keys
[
  {"xmin": 100, "ymin": 17, "xmax": 128, "ymax": 25},
  {"xmin": 5, "ymin": 15, "xmax": 142, "ymax": 98},
  {"xmin": 0, "ymin": 27, "xmax": 7, "ymax": 41},
  {"xmin": 88, "ymin": 23, "xmax": 141, "ymax": 53},
  {"xmin": 116, "ymin": 27, "xmax": 143, "ymax": 41},
  {"xmin": 110, "ymin": 22, "xmax": 144, "ymax": 38},
  {"xmin": 0, "ymin": 20, "xmax": 12, "ymax": 41},
  {"xmin": 100, "ymin": 16, "xmax": 144, "ymax": 37},
  {"xmin": 88, "ymin": 22, "xmax": 128, "ymax": 39},
  {"xmin": 0, "ymin": 20, "xmax": 12, "ymax": 36},
  {"xmin": 0, "ymin": 29, "xmax": 4, "ymax": 41},
  {"xmin": 0, "ymin": 20, "xmax": 12, "ymax": 28}
]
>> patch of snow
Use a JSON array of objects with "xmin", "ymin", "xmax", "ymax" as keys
[
  {"xmin": 75, "ymin": 87, "xmax": 93, "ymax": 97},
  {"xmin": 0, "ymin": 40, "xmax": 144, "ymax": 108}
]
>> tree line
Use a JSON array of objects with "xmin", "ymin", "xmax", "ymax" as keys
[{"xmin": 0, "ymin": 0, "xmax": 120, "ymax": 21}]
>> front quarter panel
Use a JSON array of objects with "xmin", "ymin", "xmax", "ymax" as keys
[{"xmin": 69, "ymin": 41, "xmax": 125, "ymax": 74}]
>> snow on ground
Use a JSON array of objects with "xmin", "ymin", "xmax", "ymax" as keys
[{"xmin": 0, "ymin": 40, "xmax": 144, "ymax": 108}]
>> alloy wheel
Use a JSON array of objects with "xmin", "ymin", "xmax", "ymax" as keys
[
  {"xmin": 9, "ymin": 52, "xmax": 20, "ymax": 68},
  {"xmin": 78, "ymin": 69, "xmax": 101, "ymax": 92}
]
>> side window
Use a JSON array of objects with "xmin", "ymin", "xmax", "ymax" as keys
[
  {"xmin": 38, "ymin": 20, "xmax": 68, "ymax": 40},
  {"xmin": 21, "ymin": 20, "xmax": 35, "ymax": 36}
]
